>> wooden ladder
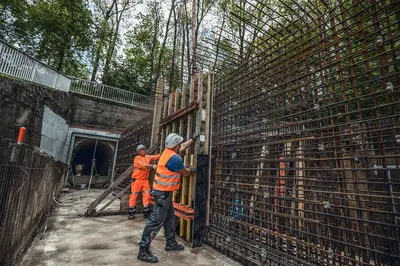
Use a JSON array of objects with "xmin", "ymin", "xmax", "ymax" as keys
[{"xmin": 85, "ymin": 144, "xmax": 159, "ymax": 217}]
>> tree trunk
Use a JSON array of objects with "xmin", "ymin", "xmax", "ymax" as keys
[
  {"xmin": 57, "ymin": 34, "xmax": 72, "ymax": 72},
  {"xmin": 91, "ymin": 0, "xmax": 116, "ymax": 81},
  {"xmin": 103, "ymin": 2, "xmax": 121, "ymax": 83},
  {"xmin": 239, "ymin": 0, "xmax": 246, "ymax": 63},
  {"xmin": 191, "ymin": 0, "xmax": 197, "ymax": 73},
  {"xmin": 213, "ymin": 14, "xmax": 225, "ymax": 71},
  {"xmin": 153, "ymin": 0, "xmax": 175, "ymax": 94},
  {"xmin": 170, "ymin": 7, "xmax": 178, "ymax": 90},
  {"xmin": 57, "ymin": 49, "xmax": 65, "ymax": 72},
  {"xmin": 179, "ymin": 0, "xmax": 185, "ymax": 91},
  {"xmin": 148, "ymin": 1, "xmax": 160, "ymax": 90},
  {"xmin": 91, "ymin": 40, "xmax": 103, "ymax": 81},
  {"xmin": 184, "ymin": 0, "xmax": 191, "ymax": 83}
]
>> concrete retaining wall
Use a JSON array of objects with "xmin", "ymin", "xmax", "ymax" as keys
[
  {"xmin": 0, "ymin": 76, "xmax": 153, "ymax": 264},
  {"xmin": 0, "ymin": 76, "xmax": 70, "ymax": 146},
  {"xmin": 70, "ymin": 94, "xmax": 152, "ymax": 133}
]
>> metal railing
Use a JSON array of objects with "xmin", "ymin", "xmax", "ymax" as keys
[
  {"xmin": 0, "ymin": 40, "xmax": 71, "ymax": 92},
  {"xmin": 0, "ymin": 39, "xmax": 154, "ymax": 109},
  {"xmin": 70, "ymin": 78, "xmax": 154, "ymax": 109}
]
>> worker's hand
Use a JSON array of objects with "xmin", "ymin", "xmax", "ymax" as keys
[
  {"xmin": 187, "ymin": 166, "xmax": 196, "ymax": 173},
  {"xmin": 192, "ymin": 133, "xmax": 199, "ymax": 141},
  {"xmin": 152, "ymin": 165, "xmax": 157, "ymax": 170}
]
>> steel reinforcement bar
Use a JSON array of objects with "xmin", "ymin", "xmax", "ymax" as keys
[{"xmin": 207, "ymin": 0, "xmax": 400, "ymax": 265}]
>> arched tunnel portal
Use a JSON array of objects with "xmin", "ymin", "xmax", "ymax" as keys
[{"xmin": 71, "ymin": 139, "xmax": 115, "ymax": 178}]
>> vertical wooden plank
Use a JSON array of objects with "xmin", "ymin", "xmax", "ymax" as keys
[
  {"xmin": 186, "ymin": 154, "xmax": 194, "ymax": 241},
  {"xmin": 193, "ymin": 72, "xmax": 203, "ymax": 160},
  {"xmin": 179, "ymin": 84, "xmax": 186, "ymax": 136},
  {"xmin": 174, "ymin": 90, "xmax": 179, "ymax": 113},
  {"xmin": 172, "ymin": 91, "xmax": 179, "ymax": 133},
  {"xmin": 161, "ymin": 96, "xmax": 169, "ymax": 151},
  {"xmin": 151, "ymin": 78, "xmax": 164, "ymax": 147},
  {"xmin": 190, "ymin": 72, "xmax": 203, "ymax": 240},
  {"xmin": 168, "ymin": 93, "xmax": 173, "ymax": 116},
  {"xmin": 179, "ymin": 155, "xmax": 188, "ymax": 237},
  {"xmin": 182, "ymin": 76, "xmax": 195, "ymax": 241}
]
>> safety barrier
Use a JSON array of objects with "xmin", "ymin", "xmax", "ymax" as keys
[
  {"xmin": 70, "ymin": 79, "xmax": 154, "ymax": 110},
  {"xmin": 0, "ymin": 40, "xmax": 71, "ymax": 92}
]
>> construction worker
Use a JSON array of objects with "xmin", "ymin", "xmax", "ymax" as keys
[
  {"xmin": 129, "ymin": 144, "xmax": 160, "ymax": 220},
  {"xmin": 137, "ymin": 133, "xmax": 197, "ymax": 263}
]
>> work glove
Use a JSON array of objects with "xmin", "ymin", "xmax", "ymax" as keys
[
  {"xmin": 187, "ymin": 166, "xmax": 196, "ymax": 173},
  {"xmin": 192, "ymin": 133, "xmax": 199, "ymax": 141},
  {"xmin": 152, "ymin": 165, "xmax": 157, "ymax": 170}
]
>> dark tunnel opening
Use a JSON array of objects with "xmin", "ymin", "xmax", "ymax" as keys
[{"xmin": 71, "ymin": 139, "xmax": 114, "ymax": 177}]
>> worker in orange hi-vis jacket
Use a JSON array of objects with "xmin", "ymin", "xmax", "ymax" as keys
[{"xmin": 129, "ymin": 144, "xmax": 160, "ymax": 220}]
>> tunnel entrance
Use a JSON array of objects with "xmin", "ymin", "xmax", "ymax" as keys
[{"xmin": 70, "ymin": 138, "xmax": 116, "ymax": 186}]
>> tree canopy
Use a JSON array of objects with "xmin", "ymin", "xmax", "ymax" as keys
[{"xmin": 1, "ymin": 0, "xmax": 218, "ymax": 95}]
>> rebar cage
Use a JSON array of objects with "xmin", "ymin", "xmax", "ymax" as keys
[{"xmin": 207, "ymin": 0, "xmax": 400, "ymax": 265}]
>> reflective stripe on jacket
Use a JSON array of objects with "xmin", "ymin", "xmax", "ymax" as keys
[
  {"xmin": 153, "ymin": 149, "xmax": 181, "ymax": 191},
  {"xmin": 132, "ymin": 155, "xmax": 160, "ymax": 180}
]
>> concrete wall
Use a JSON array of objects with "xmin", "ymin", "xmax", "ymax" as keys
[
  {"xmin": 0, "ymin": 77, "xmax": 152, "ymax": 145},
  {"xmin": 0, "ymin": 77, "xmax": 69, "ymax": 265},
  {"xmin": 70, "ymin": 94, "xmax": 152, "ymax": 133},
  {"xmin": 0, "ymin": 76, "xmax": 151, "ymax": 265},
  {"xmin": 0, "ymin": 77, "xmax": 70, "ymax": 146}
]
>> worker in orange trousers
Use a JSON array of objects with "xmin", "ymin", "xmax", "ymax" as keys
[{"xmin": 129, "ymin": 144, "xmax": 160, "ymax": 220}]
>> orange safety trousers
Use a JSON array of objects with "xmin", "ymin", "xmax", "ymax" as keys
[{"xmin": 129, "ymin": 179, "xmax": 151, "ymax": 209}]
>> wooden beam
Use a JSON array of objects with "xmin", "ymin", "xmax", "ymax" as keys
[
  {"xmin": 150, "ymin": 78, "xmax": 164, "ymax": 147},
  {"xmin": 186, "ymin": 154, "xmax": 194, "ymax": 242},
  {"xmin": 206, "ymin": 73, "xmax": 214, "ymax": 226},
  {"xmin": 160, "ymin": 103, "xmax": 198, "ymax": 127},
  {"xmin": 85, "ymin": 165, "xmax": 133, "ymax": 216},
  {"xmin": 95, "ymin": 184, "xmax": 131, "ymax": 216}
]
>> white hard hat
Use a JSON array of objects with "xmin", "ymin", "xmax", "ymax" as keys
[
  {"xmin": 165, "ymin": 133, "xmax": 183, "ymax": 148},
  {"xmin": 136, "ymin": 144, "xmax": 146, "ymax": 152}
]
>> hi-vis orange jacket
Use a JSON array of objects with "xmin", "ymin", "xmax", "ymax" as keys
[
  {"xmin": 153, "ymin": 149, "xmax": 181, "ymax": 191},
  {"xmin": 132, "ymin": 154, "xmax": 160, "ymax": 180}
]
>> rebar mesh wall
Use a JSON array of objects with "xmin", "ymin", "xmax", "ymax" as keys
[
  {"xmin": 0, "ymin": 137, "xmax": 65, "ymax": 265},
  {"xmin": 208, "ymin": 1, "xmax": 400, "ymax": 265},
  {"xmin": 114, "ymin": 113, "xmax": 154, "ymax": 188}
]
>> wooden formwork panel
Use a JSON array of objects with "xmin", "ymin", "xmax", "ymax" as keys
[{"xmin": 155, "ymin": 72, "xmax": 214, "ymax": 246}]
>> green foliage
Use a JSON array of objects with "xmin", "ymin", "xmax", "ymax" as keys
[
  {"xmin": 103, "ymin": 58, "xmax": 139, "ymax": 92},
  {"xmin": 2, "ymin": 0, "xmax": 93, "ymax": 78},
  {"xmin": 104, "ymin": 1, "xmax": 171, "ymax": 95},
  {"xmin": 2, "ymin": 0, "xmax": 212, "ymax": 93},
  {"xmin": 0, "ymin": 0, "xmax": 26, "ymax": 41},
  {"xmin": 125, "ymin": 10, "xmax": 161, "ymax": 90}
]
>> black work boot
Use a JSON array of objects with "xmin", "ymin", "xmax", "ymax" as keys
[
  {"xmin": 128, "ymin": 208, "xmax": 135, "ymax": 220},
  {"xmin": 165, "ymin": 238, "xmax": 184, "ymax": 251},
  {"xmin": 137, "ymin": 246, "xmax": 158, "ymax": 263}
]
